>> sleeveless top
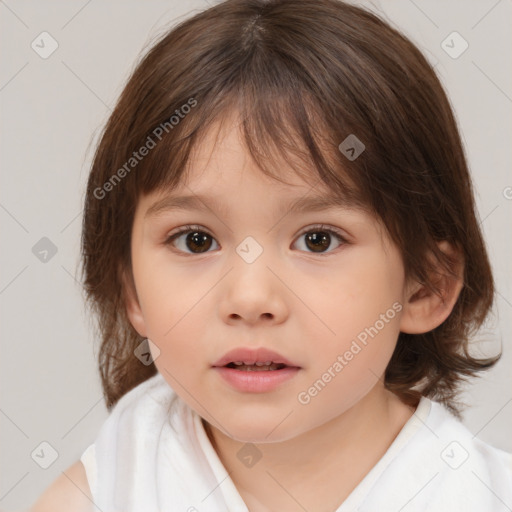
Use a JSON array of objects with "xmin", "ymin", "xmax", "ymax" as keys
[{"xmin": 81, "ymin": 371, "xmax": 512, "ymax": 511}]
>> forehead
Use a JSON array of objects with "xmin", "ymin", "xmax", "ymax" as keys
[
  {"xmin": 139, "ymin": 108, "xmax": 370, "ymax": 220},
  {"xmin": 180, "ymin": 111, "xmax": 331, "ymax": 184},
  {"xmin": 144, "ymin": 135, "xmax": 360, "ymax": 217},
  {"xmin": 182, "ymin": 107, "xmax": 333, "ymax": 186}
]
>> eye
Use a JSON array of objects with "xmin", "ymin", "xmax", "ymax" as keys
[
  {"xmin": 164, "ymin": 225, "xmax": 219, "ymax": 255},
  {"xmin": 164, "ymin": 224, "xmax": 348, "ymax": 256},
  {"xmin": 293, "ymin": 224, "xmax": 347, "ymax": 254}
]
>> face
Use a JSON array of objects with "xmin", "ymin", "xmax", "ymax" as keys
[{"xmin": 126, "ymin": 115, "xmax": 411, "ymax": 443}]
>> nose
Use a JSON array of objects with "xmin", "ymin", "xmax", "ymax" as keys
[{"xmin": 218, "ymin": 255, "xmax": 289, "ymax": 326}]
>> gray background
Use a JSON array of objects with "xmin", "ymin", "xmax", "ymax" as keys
[{"xmin": 1, "ymin": 0, "xmax": 511, "ymax": 509}]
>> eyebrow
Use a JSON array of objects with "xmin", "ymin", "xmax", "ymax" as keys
[{"xmin": 144, "ymin": 192, "xmax": 360, "ymax": 220}]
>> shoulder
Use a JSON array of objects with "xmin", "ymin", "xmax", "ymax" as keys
[
  {"xmin": 361, "ymin": 398, "xmax": 512, "ymax": 511},
  {"xmin": 415, "ymin": 399, "xmax": 512, "ymax": 506},
  {"xmin": 422, "ymin": 399, "xmax": 511, "ymax": 465},
  {"xmin": 28, "ymin": 460, "xmax": 94, "ymax": 512},
  {"xmin": 28, "ymin": 374, "xmax": 170, "ymax": 512},
  {"xmin": 79, "ymin": 373, "xmax": 179, "ymax": 500}
]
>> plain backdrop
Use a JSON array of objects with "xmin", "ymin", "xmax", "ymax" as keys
[{"xmin": 0, "ymin": 0, "xmax": 511, "ymax": 509}]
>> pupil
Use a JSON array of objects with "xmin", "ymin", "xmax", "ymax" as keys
[
  {"xmin": 306, "ymin": 232, "xmax": 330, "ymax": 252},
  {"xmin": 187, "ymin": 231, "xmax": 212, "ymax": 253}
]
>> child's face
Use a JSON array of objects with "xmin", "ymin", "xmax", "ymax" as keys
[{"xmin": 127, "ymin": 115, "xmax": 411, "ymax": 443}]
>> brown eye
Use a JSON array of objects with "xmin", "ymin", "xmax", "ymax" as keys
[
  {"xmin": 184, "ymin": 231, "xmax": 213, "ymax": 253},
  {"xmin": 305, "ymin": 231, "xmax": 332, "ymax": 252},
  {"xmin": 165, "ymin": 226, "xmax": 219, "ymax": 254},
  {"xmin": 294, "ymin": 225, "xmax": 346, "ymax": 254}
]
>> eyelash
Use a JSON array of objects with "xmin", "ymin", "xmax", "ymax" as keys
[{"xmin": 163, "ymin": 224, "xmax": 348, "ymax": 256}]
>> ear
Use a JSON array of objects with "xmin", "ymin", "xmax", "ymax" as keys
[
  {"xmin": 400, "ymin": 241, "xmax": 464, "ymax": 334},
  {"xmin": 120, "ymin": 265, "xmax": 148, "ymax": 338}
]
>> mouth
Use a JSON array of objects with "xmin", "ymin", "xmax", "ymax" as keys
[
  {"xmin": 212, "ymin": 347, "xmax": 300, "ymax": 392},
  {"xmin": 223, "ymin": 361, "xmax": 289, "ymax": 371},
  {"xmin": 212, "ymin": 347, "xmax": 299, "ymax": 369}
]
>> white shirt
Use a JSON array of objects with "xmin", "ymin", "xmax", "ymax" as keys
[{"xmin": 81, "ymin": 371, "xmax": 512, "ymax": 511}]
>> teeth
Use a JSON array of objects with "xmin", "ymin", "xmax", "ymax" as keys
[
  {"xmin": 231, "ymin": 361, "xmax": 276, "ymax": 366},
  {"xmin": 226, "ymin": 361, "xmax": 288, "ymax": 371},
  {"xmin": 236, "ymin": 363, "xmax": 282, "ymax": 371}
]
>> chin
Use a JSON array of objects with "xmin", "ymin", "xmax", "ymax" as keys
[{"xmin": 212, "ymin": 413, "xmax": 304, "ymax": 444}]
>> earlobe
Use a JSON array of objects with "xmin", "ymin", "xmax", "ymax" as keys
[
  {"xmin": 399, "ymin": 241, "xmax": 464, "ymax": 335},
  {"xmin": 120, "ymin": 266, "xmax": 148, "ymax": 337}
]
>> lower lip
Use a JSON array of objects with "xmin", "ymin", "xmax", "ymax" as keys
[{"xmin": 213, "ymin": 366, "xmax": 300, "ymax": 393}]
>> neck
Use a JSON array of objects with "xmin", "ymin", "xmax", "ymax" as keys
[{"xmin": 204, "ymin": 385, "xmax": 417, "ymax": 512}]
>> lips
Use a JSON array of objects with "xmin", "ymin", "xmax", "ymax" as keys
[
  {"xmin": 212, "ymin": 347, "xmax": 301, "ymax": 393},
  {"xmin": 212, "ymin": 347, "xmax": 299, "ymax": 369}
]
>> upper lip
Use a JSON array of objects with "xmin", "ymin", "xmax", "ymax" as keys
[{"xmin": 212, "ymin": 347, "xmax": 299, "ymax": 367}]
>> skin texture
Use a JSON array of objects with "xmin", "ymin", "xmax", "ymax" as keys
[{"xmin": 123, "ymin": 114, "xmax": 463, "ymax": 511}]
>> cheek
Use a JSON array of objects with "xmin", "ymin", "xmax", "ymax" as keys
[
  {"xmin": 294, "ymin": 249, "xmax": 404, "ymax": 409},
  {"xmin": 134, "ymin": 259, "xmax": 222, "ymax": 380},
  {"xmin": 133, "ymin": 250, "xmax": 216, "ymax": 335},
  {"xmin": 301, "ymin": 249, "xmax": 405, "ymax": 343},
  {"xmin": 151, "ymin": 317, "xmax": 208, "ymax": 388},
  {"xmin": 295, "ymin": 317, "xmax": 401, "ymax": 425}
]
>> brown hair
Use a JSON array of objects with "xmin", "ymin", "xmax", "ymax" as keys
[{"xmin": 80, "ymin": 0, "xmax": 499, "ymax": 416}]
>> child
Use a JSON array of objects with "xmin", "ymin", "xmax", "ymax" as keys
[{"xmin": 30, "ymin": 0, "xmax": 511, "ymax": 510}]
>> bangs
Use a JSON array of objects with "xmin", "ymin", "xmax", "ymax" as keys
[{"xmin": 129, "ymin": 52, "xmax": 370, "ymax": 212}]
